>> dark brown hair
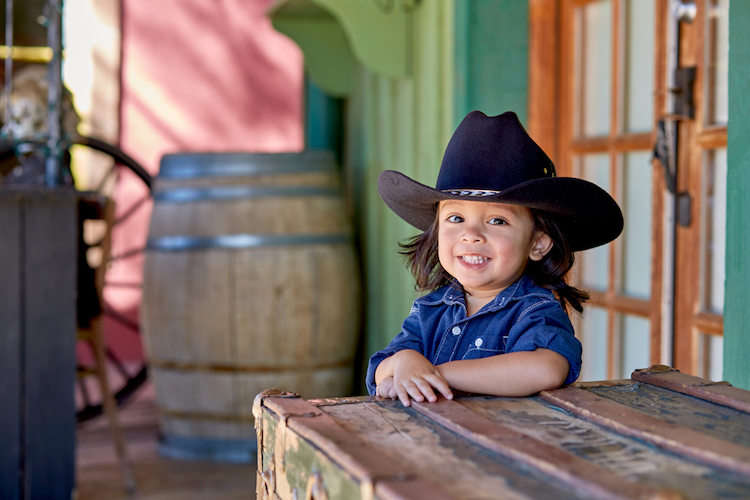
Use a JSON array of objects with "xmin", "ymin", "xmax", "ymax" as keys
[{"xmin": 399, "ymin": 205, "xmax": 589, "ymax": 314}]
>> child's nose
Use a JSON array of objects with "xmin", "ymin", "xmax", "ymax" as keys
[{"xmin": 462, "ymin": 222, "xmax": 486, "ymax": 243}]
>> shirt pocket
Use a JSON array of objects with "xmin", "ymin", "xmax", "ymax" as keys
[{"xmin": 461, "ymin": 335, "xmax": 508, "ymax": 360}]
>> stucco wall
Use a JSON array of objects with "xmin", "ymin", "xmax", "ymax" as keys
[{"xmin": 110, "ymin": 0, "xmax": 304, "ymax": 359}]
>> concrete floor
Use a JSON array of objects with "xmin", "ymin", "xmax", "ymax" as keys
[{"xmin": 75, "ymin": 382, "xmax": 257, "ymax": 500}]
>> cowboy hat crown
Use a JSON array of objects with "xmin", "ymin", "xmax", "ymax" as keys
[{"xmin": 377, "ymin": 110, "xmax": 623, "ymax": 251}]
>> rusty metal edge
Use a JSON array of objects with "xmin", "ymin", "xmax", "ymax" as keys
[
  {"xmin": 257, "ymin": 393, "xmax": 461, "ymax": 499},
  {"xmin": 539, "ymin": 385, "xmax": 750, "ymax": 477},
  {"xmin": 410, "ymin": 398, "xmax": 679, "ymax": 500},
  {"xmin": 631, "ymin": 366, "xmax": 750, "ymax": 414}
]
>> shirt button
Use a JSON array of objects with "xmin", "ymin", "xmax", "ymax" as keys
[
  {"xmin": 475, "ymin": 338, "xmax": 483, "ymax": 347},
  {"xmin": 451, "ymin": 326, "xmax": 461, "ymax": 336}
]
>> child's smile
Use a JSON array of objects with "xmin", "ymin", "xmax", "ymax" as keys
[
  {"xmin": 460, "ymin": 255, "xmax": 490, "ymax": 265},
  {"xmin": 437, "ymin": 199, "xmax": 552, "ymax": 310}
]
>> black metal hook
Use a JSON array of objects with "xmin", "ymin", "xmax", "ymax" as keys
[{"xmin": 653, "ymin": 118, "xmax": 692, "ymax": 227}]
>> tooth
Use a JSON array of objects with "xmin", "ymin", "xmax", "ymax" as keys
[{"xmin": 464, "ymin": 256, "xmax": 487, "ymax": 264}]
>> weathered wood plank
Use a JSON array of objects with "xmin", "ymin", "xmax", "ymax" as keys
[
  {"xmin": 631, "ymin": 366, "xmax": 750, "ymax": 414},
  {"xmin": 258, "ymin": 385, "xmax": 750, "ymax": 499},
  {"xmin": 460, "ymin": 396, "xmax": 750, "ymax": 499},
  {"xmin": 325, "ymin": 399, "xmax": 589, "ymax": 500},
  {"xmin": 257, "ymin": 393, "xmax": 455, "ymax": 499},
  {"xmin": 0, "ymin": 196, "xmax": 22, "ymax": 500},
  {"xmin": 24, "ymin": 193, "xmax": 78, "ymax": 500},
  {"xmin": 409, "ymin": 398, "xmax": 680, "ymax": 500},
  {"xmin": 374, "ymin": 479, "xmax": 459, "ymax": 500},
  {"xmin": 574, "ymin": 379, "xmax": 634, "ymax": 389},
  {"xmin": 539, "ymin": 385, "xmax": 750, "ymax": 477},
  {"xmin": 583, "ymin": 382, "xmax": 750, "ymax": 447}
]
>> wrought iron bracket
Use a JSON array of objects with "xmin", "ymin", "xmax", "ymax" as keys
[
  {"xmin": 653, "ymin": 118, "xmax": 691, "ymax": 227},
  {"xmin": 673, "ymin": 66, "xmax": 697, "ymax": 120}
]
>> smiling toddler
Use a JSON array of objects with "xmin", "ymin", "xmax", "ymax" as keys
[{"xmin": 366, "ymin": 111, "xmax": 623, "ymax": 406}]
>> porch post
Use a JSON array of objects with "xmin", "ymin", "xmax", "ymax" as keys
[{"xmin": 724, "ymin": 1, "xmax": 750, "ymax": 390}]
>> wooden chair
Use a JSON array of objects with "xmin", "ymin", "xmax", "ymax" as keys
[{"xmin": 77, "ymin": 196, "xmax": 136, "ymax": 493}]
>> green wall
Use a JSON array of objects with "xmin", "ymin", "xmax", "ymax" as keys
[
  {"xmin": 347, "ymin": 0, "xmax": 456, "ymax": 379},
  {"xmin": 454, "ymin": 0, "xmax": 529, "ymax": 126},
  {"xmin": 724, "ymin": 2, "xmax": 750, "ymax": 390},
  {"xmin": 345, "ymin": 1, "xmax": 530, "ymax": 391}
]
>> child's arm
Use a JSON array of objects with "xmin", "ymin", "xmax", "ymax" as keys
[
  {"xmin": 374, "ymin": 349, "xmax": 453, "ymax": 406},
  {"xmin": 436, "ymin": 348, "xmax": 569, "ymax": 397}
]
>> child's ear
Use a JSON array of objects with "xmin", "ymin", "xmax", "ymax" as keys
[{"xmin": 529, "ymin": 232, "xmax": 553, "ymax": 262}]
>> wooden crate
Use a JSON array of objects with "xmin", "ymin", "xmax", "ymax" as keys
[{"xmin": 254, "ymin": 365, "xmax": 750, "ymax": 500}]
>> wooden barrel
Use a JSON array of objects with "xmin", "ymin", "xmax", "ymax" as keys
[{"xmin": 141, "ymin": 151, "xmax": 360, "ymax": 462}]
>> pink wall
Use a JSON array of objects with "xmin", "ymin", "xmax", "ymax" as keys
[{"xmin": 106, "ymin": 0, "xmax": 303, "ymax": 360}]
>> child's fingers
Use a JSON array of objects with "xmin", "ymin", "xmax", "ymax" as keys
[
  {"xmin": 412, "ymin": 378, "xmax": 439, "ymax": 403},
  {"xmin": 404, "ymin": 380, "xmax": 428, "ymax": 404},
  {"xmin": 376, "ymin": 377, "xmax": 395, "ymax": 398},
  {"xmin": 423, "ymin": 373, "xmax": 453, "ymax": 400},
  {"xmin": 395, "ymin": 383, "xmax": 413, "ymax": 407}
]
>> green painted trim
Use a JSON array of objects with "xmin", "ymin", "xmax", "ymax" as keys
[
  {"xmin": 269, "ymin": 0, "xmax": 413, "ymax": 88},
  {"xmin": 272, "ymin": 16, "xmax": 355, "ymax": 97},
  {"xmin": 724, "ymin": 1, "xmax": 750, "ymax": 390},
  {"xmin": 312, "ymin": 0, "xmax": 411, "ymax": 78}
]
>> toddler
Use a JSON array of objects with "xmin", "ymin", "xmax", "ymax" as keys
[{"xmin": 366, "ymin": 111, "xmax": 623, "ymax": 406}]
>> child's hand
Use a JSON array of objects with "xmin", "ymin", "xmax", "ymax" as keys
[
  {"xmin": 390, "ymin": 350, "xmax": 453, "ymax": 407},
  {"xmin": 375, "ymin": 376, "xmax": 395, "ymax": 398}
]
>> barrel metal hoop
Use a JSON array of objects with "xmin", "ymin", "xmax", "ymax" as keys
[
  {"xmin": 153, "ymin": 185, "xmax": 341, "ymax": 203},
  {"xmin": 158, "ymin": 151, "xmax": 338, "ymax": 179},
  {"xmin": 150, "ymin": 358, "xmax": 355, "ymax": 373},
  {"xmin": 146, "ymin": 233, "xmax": 350, "ymax": 251}
]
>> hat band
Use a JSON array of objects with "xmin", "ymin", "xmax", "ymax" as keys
[{"xmin": 443, "ymin": 189, "xmax": 502, "ymax": 197}]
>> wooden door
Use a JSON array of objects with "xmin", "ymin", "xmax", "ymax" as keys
[
  {"xmin": 671, "ymin": 0, "xmax": 728, "ymax": 380},
  {"xmin": 529, "ymin": 0, "xmax": 729, "ymax": 381}
]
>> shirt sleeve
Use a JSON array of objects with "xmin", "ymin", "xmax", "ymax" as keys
[
  {"xmin": 365, "ymin": 301, "xmax": 425, "ymax": 395},
  {"xmin": 505, "ymin": 299, "xmax": 582, "ymax": 385}
]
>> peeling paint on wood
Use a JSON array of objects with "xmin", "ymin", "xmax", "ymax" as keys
[{"xmin": 256, "ymin": 368, "xmax": 750, "ymax": 499}]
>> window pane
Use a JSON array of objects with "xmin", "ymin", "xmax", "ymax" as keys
[
  {"xmin": 702, "ymin": 149, "xmax": 726, "ymax": 314},
  {"xmin": 620, "ymin": 152, "xmax": 652, "ymax": 298},
  {"xmin": 578, "ymin": 306, "xmax": 609, "ymax": 382},
  {"xmin": 619, "ymin": 314, "xmax": 650, "ymax": 378},
  {"xmin": 706, "ymin": 0, "xmax": 729, "ymax": 125},
  {"xmin": 623, "ymin": 0, "xmax": 655, "ymax": 133},
  {"xmin": 576, "ymin": 0, "xmax": 612, "ymax": 137},
  {"xmin": 697, "ymin": 333, "xmax": 723, "ymax": 382},
  {"xmin": 577, "ymin": 154, "xmax": 611, "ymax": 291}
]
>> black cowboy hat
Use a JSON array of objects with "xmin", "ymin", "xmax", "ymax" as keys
[{"xmin": 377, "ymin": 111, "xmax": 623, "ymax": 251}]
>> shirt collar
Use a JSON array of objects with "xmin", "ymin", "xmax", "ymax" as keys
[{"xmin": 417, "ymin": 274, "xmax": 555, "ymax": 310}]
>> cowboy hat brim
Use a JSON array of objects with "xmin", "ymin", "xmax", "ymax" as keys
[{"xmin": 377, "ymin": 170, "xmax": 624, "ymax": 252}]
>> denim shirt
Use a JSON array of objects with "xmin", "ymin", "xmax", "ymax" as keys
[{"xmin": 365, "ymin": 274, "xmax": 582, "ymax": 395}]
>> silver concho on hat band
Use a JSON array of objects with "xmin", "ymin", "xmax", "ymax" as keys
[{"xmin": 443, "ymin": 189, "xmax": 502, "ymax": 197}]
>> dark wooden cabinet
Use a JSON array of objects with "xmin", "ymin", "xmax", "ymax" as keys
[{"xmin": 0, "ymin": 188, "xmax": 80, "ymax": 500}]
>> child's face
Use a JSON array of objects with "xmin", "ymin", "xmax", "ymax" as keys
[{"xmin": 437, "ymin": 200, "xmax": 552, "ymax": 298}]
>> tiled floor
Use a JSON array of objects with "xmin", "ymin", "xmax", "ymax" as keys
[{"xmin": 75, "ymin": 382, "xmax": 257, "ymax": 500}]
